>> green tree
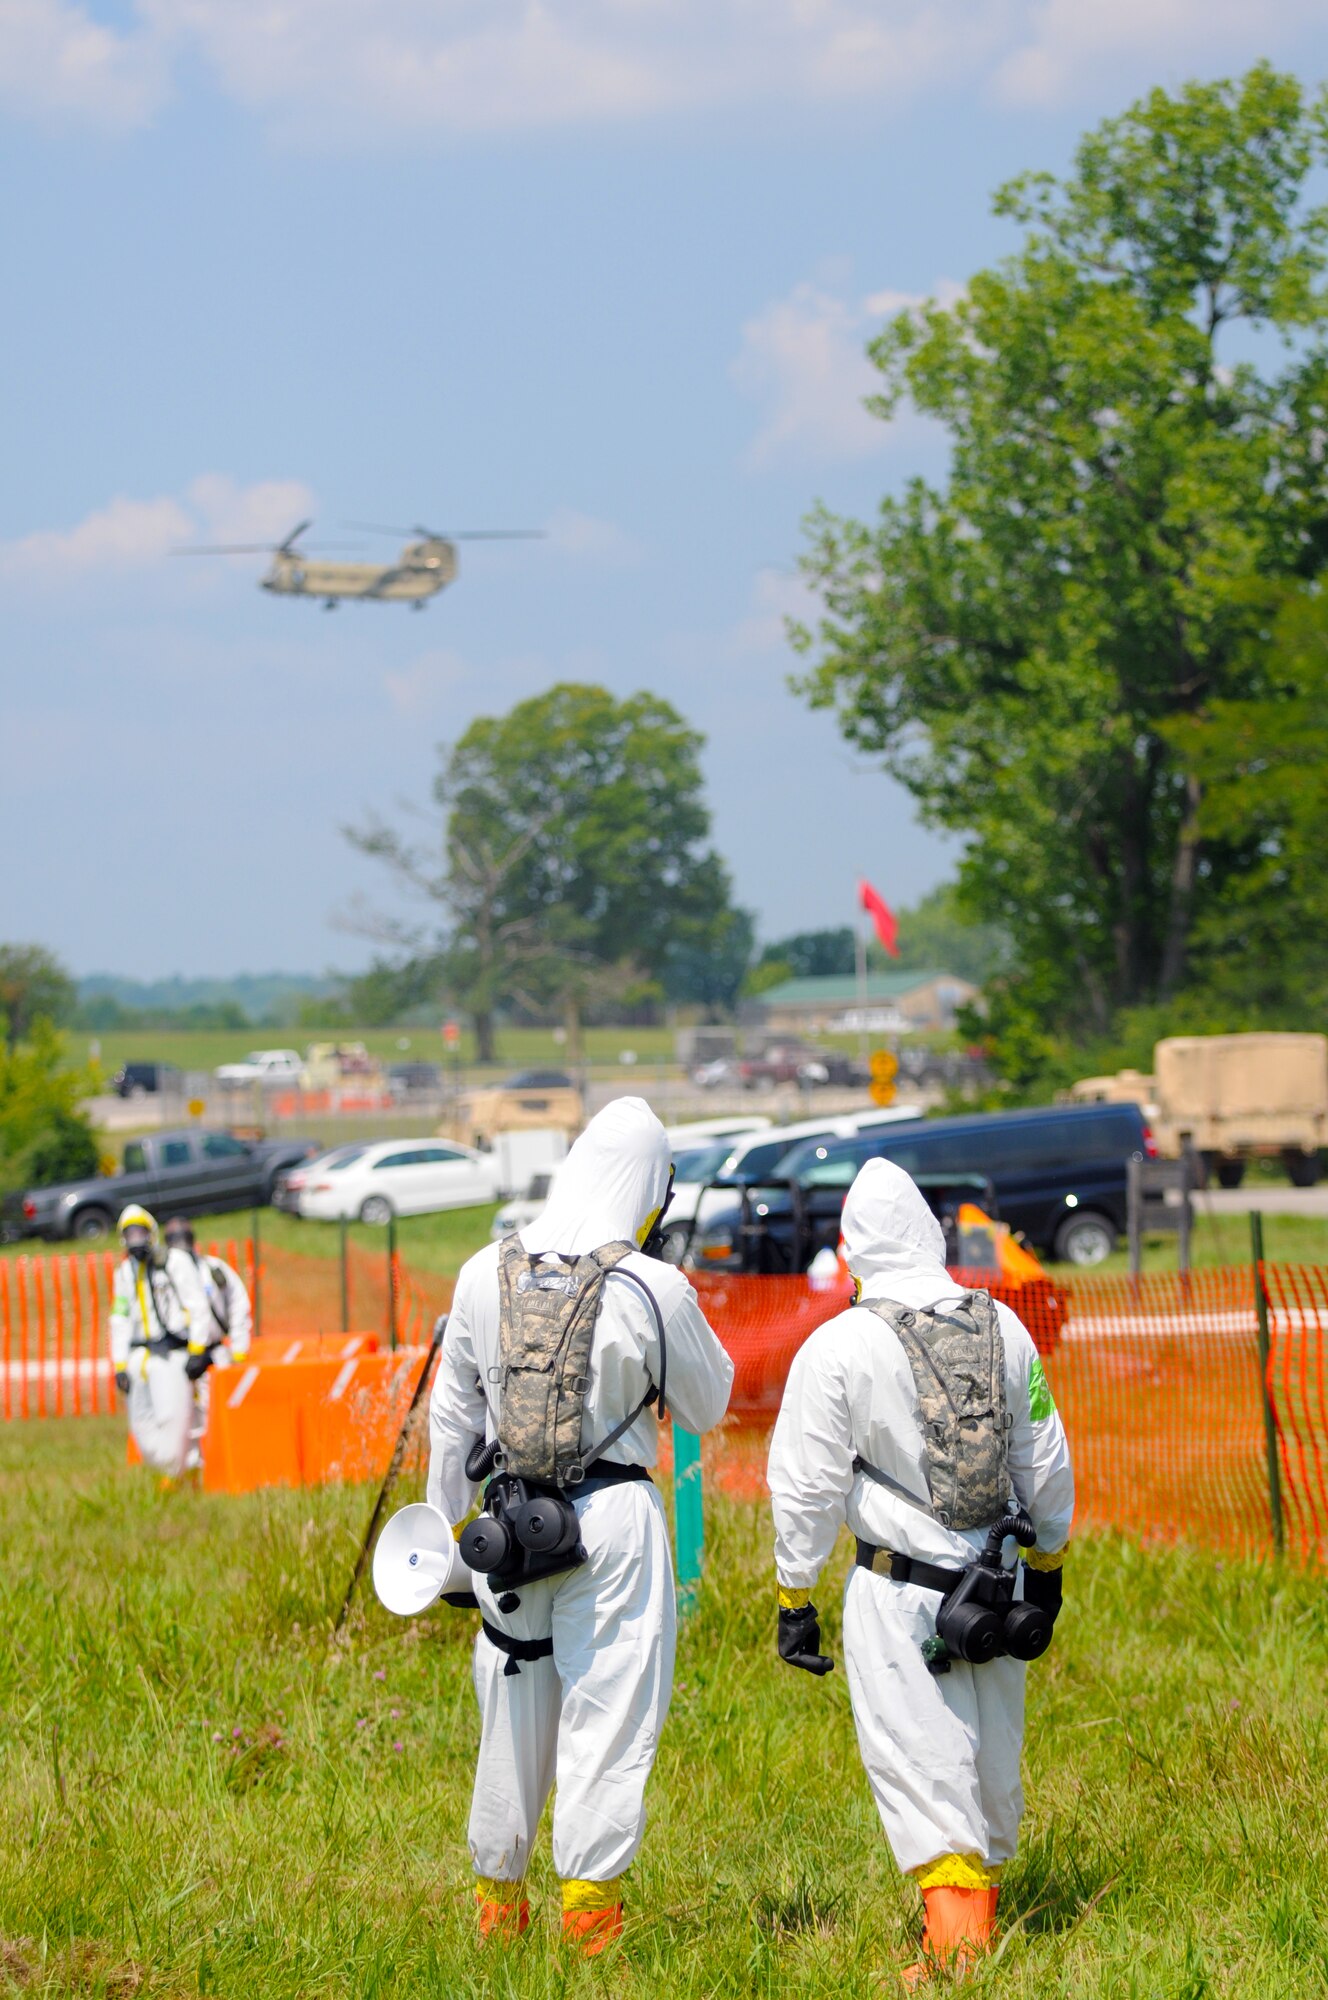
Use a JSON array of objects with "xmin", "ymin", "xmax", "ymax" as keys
[
  {"xmin": 1167, "ymin": 582, "xmax": 1328, "ymax": 1017},
  {"xmin": 756, "ymin": 928, "xmax": 857, "ymax": 980},
  {"xmin": 795, "ymin": 65, "xmax": 1328, "ymax": 1052},
  {"xmin": 0, "ymin": 1019, "xmax": 99, "ymax": 1194},
  {"xmin": 0, "ymin": 944, "xmax": 76, "ymax": 1048},
  {"xmin": 884, "ymin": 883, "xmax": 1008, "ymax": 987},
  {"xmin": 349, "ymin": 684, "xmax": 751, "ymax": 1056}
]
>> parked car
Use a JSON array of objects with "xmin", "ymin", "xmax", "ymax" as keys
[
  {"xmin": 110, "ymin": 1061, "xmax": 183, "ymax": 1099},
  {"xmin": 298, "ymin": 1139, "xmax": 500, "ymax": 1224},
  {"xmin": 690, "ymin": 1162, "xmax": 998, "ymax": 1275},
  {"xmin": 653, "ymin": 1106, "xmax": 923, "ymax": 1264},
  {"xmin": 387, "ymin": 1061, "xmax": 444, "ymax": 1100},
  {"xmin": 690, "ymin": 1102, "xmax": 1153, "ymax": 1269},
  {"xmin": 215, "ymin": 1048, "xmax": 304, "ymax": 1087},
  {"xmin": 3, "ymin": 1129, "xmax": 321, "ymax": 1242},
  {"xmin": 272, "ymin": 1144, "xmax": 368, "ymax": 1215},
  {"xmin": 738, "ymin": 1042, "xmax": 867, "ymax": 1089}
]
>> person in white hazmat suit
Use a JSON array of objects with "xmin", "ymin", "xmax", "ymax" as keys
[
  {"xmin": 427, "ymin": 1097, "xmax": 733, "ymax": 1954},
  {"xmin": 768, "ymin": 1159, "xmax": 1074, "ymax": 1984},
  {"xmin": 109, "ymin": 1205, "xmax": 213, "ymax": 1482},
  {"xmin": 162, "ymin": 1218, "xmax": 253, "ymax": 1364}
]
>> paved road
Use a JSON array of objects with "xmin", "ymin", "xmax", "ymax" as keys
[{"xmin": 1195, "ymin": 1186, "xmax": 1328, "ymax": 1218}]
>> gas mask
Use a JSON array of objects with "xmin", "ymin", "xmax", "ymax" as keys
[
  {"xmin": 122, "ymin": 1227, "xmax": 155, "ymax": 1265},
  {"xmin": 924, "ymin": 1506, "xmax": 1056, "ymax": 1673},
  {"xmin": 638, "ymin": 1167, "xmax": 676, "ymax": 1261}
]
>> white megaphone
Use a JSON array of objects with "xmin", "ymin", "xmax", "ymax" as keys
[{"xmin": 372, "ymin": 1503, "xmax": 478, "ymax": 1617}]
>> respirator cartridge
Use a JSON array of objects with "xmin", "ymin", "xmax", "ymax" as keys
[
  {"xmin": 457, "ymin": 1437, "xmax": 586, "ymax": 1594},
  {"xmin": 924, "ymin": 1505, "xmax": 1056, "ymax": 1673}
]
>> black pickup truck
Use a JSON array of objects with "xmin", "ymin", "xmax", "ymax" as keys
[{"xmin": 2, "ymin": 1129, "xmax": 321, "ymax": 1242}]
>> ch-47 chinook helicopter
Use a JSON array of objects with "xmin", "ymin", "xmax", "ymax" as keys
[{"xmin": 180, "ymin": 519, "xmax": 543, "ymax": 610}]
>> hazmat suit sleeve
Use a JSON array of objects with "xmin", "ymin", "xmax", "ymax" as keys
[
  {"xmin": 108, "ymin": 1262, "xmax": 133, "ymax": 1369},
  {"xmin": 221, "ymin": 1260, "xmax": 252, "ymax": 1358},
  {"xmin": 645, "ymin": 1271, "xmax": 733, "ymax": 1437},
  {"xmin": 426, "ymin": 1263, "xmax": 489, "ymax": 1525},
  {"xmin": 767, "ymin": 1320, "xmax": 857, "ymax": 1594},
  {"xmin": 998, "ymin": 1303, "xmax": 1074, "ymax": 1558}
]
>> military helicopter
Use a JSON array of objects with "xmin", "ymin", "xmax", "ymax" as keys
[{"xmin": 180, "ymin": 519, "xmax": 543, "ymax": 610}]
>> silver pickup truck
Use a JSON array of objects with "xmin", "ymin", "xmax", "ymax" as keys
[{"xmin": 3, "ymin": 1128, "xmax": 320, "ymax": 1242}]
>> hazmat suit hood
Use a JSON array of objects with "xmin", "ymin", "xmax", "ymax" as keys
[
  {"xmin": 841, "ymin": 1157, "xmax": 963, "ymax": 1312},
  {"xmin": 520, "ymin": 1096, "xmax": 671, "ymax": 1257}
]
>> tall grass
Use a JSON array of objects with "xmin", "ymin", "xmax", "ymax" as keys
[{"xmin": 2, "ymin": 1421, "xmax": 1326, "ymax": 1996}]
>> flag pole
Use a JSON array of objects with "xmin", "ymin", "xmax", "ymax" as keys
[{"xmin": 854, "ymin": 920, "xmax": 869, "ymax": 1066}]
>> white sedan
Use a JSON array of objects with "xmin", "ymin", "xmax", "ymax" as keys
[{"xmin": 298, "ymin": 1139, "xmax": 499, "ymax": 1224}]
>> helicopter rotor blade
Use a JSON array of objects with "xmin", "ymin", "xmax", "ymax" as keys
[{"xmin": 174, "ymin": 540, "xmax": 362, "ymax": 556}]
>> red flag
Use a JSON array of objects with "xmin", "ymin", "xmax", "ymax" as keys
[{"xmin": 859, "ymin": 879, "xmax": 899, "ymax": 957}]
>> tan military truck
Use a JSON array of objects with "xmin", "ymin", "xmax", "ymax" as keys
[
  {"xmin": 441, "ymin": 1068, "xmax": 584, "ymax": 1151},
  {"xmin": 1071, "ymin": 1033, "xmax": 1327, "ymax": 1187}
]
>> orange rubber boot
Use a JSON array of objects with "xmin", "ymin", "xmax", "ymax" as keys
[
  {"xmin": 475, "ymin": 1881, "xmax": 529, "ymax": 1942},
  {"xmin": 561, "ymin": 1906, "xmax": 623, "ymax": 1957},
  {"xmin": 901, "ymin": 1885, "xmax": 995, "ymax": 1987}
]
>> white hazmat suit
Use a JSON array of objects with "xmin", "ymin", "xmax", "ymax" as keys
[
  {"xmin": 768, "ymin": 1159, "xmax": 1073, "ymax": 1889},
  {"xmin": 427, "ymin": 1097, "xmax": 733, "ymax": 1941},
  {"xmin": 109, "ymin": 1245, "xmax": 211, "ymax": 1477}
]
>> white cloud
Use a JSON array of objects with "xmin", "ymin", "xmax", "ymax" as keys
[
  {"xmin": 0, "ymin": 0, "xmax": 165, "ymax": 129},
  {"xmin": 545, "ymin": 507, "xmax": 641, "ymax": 565},
  {"xmin": 992, "ymin": 0, "xmax": 1325, "ymax": 108},
  {"xmin": 1, "ymin": 0, "xmax": 1320, "ymax": 137},
  {"xmin": 733, "ymin": 277, "xmax": 959, "ymax": 467},
  {"xmin": 0, "ymin": 474, "xmax": 316, "ymax": 576}
]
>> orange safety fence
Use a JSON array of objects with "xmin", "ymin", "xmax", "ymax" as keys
[
  {"xmin": 0, "ymin": 1241, "xmax": 453, "ymax": 1416},
  {"xmin": 6, "ymin": 1243, "xmax": 1328, "ymax": 1567}
]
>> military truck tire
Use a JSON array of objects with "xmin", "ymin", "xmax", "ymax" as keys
[
  {"xmin": 1215, "ymin": 1158, "xmax": 1246, "ymax": 1189},
  {"xmin": 73, "ymin": 1207, "xmax": 113, "ymax": 1241},
  {"xmin": 1284, "ymin": 1149, "xmax": 1322, "ymax": 1188},
  {"xmin": 1053, "ymin": 1210, "xmax": 1115, "ymax": 1267},
  {"xmin": 359, "ymin": 1194, "xmax": 394, "ymax": 1226}
]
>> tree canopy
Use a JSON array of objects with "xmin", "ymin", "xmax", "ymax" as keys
[
  {"xmin": 349, "ymin": 684, "xmax": 751, "ymax": 1055},
  {"xmin": 795, "ymin": 65, "xmax": 1328, "ymax": 1068},
  {"xmin": 0, "ymin": 944, "xmax": 75, "ymax": 1048}
]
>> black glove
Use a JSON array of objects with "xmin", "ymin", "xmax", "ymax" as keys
[
  {"xmin": 184, "ymin": 1350, "xmax": 213, "ymax": 1381},
  {"xmin": 114, "ymin": 1370, "xmax": 131, "ymax": 1396},
  {"xmin": 442, "ymin": 1591, "xmax": 480, "ymax": 1611},
  {"xmin": 1020, "ymin": 1563, "xmax": 1063, "ymax": 1626},
  {"xmin": 778, "ymin": 1603, "xmax": 834, "ymax": 1676}
]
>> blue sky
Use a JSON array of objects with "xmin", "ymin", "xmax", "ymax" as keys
[{"xmin": 2, "ymin": 2, "xmax": 1323, "ymax": 979}]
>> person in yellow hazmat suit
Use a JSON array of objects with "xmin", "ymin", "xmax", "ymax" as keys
[
  {"xmin": 109, "ymin": 1205, "xmax": 212, "ymax": 1481},
  {"xmin": 427, "ymin": 1098, "xmax": 734, "ymax": 1955},
  {"xmin": 767, "ymin": 1159, "xmax": 1074, "ymax": 1985}
]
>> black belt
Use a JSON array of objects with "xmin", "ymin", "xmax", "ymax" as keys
[
  {"xmin": 129, "ymin": 1332, "xmax": 189, "ymax": 1358},
  {"xmin": 481, "ymin": 1620, "xmax": 555, "ymax": 1678},
  {"xmin": 855, "ymin": 1539, "xmax": 966, "ymax": 1597},
  {"xmin": 569, "ymin": 1461, "xmax": 651, "ymax": 1496}
]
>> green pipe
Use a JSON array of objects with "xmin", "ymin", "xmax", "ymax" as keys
[{"xmin": 673, "ymin": 1423, "xmax": 704, "ymax": 1613}]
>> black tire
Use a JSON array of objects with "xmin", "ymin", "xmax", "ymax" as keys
[
  {"xmin": 1215, "ymin": 1158, "xmax": 1246, "ymax": 1190},
  {"xmin": 1053, "ymin": 1210, "xmax": 1116, "ymax": 1267},
  {"xmin": 1284, "ymin": 1148, "xmax": 1322, "ymax": 1189},
  {"xmin": 359, "ymin": 1194, "xmax": 394, "ymax": 1226},
  {"xmin": 72, "ymin": 1207, "xmax": 113, "ymax": 1242}
]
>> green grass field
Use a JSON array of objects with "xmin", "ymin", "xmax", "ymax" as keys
[{"xmin": 2, "ymin": 1421, "xmax": 1326, "ymax": 1997}]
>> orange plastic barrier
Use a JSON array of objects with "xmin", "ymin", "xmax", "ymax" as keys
[{"xmin": 204, "ymin": 1348, "xmax": 434, "ymax": 1494}]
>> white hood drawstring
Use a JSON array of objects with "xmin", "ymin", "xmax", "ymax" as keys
[
  {"xmin": 840, "ymin": 1157, "xmax": 964, "ymax": 1313},
  {"xmin": 520, "ymin": 1097, "xmax": 671, "ymax": 1258}
]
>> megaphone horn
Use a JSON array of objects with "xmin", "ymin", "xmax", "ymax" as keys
[{"xmin": 372, "ymin": 1503, "xmax": 476, "ymax": 1617}]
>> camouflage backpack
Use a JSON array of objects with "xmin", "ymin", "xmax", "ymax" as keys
[
  {"xmin": 863, "ymin": 1292, "xmax": 1012, "ymax": 1530},
  {"xmin": 495, "ymin": 1237, "xmax": 637, "ymax": 1484}
]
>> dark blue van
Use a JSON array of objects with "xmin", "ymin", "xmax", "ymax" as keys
[{"xmin": 774, "ymin": 1101, "xmax": 1153, "ymax": 1265}]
